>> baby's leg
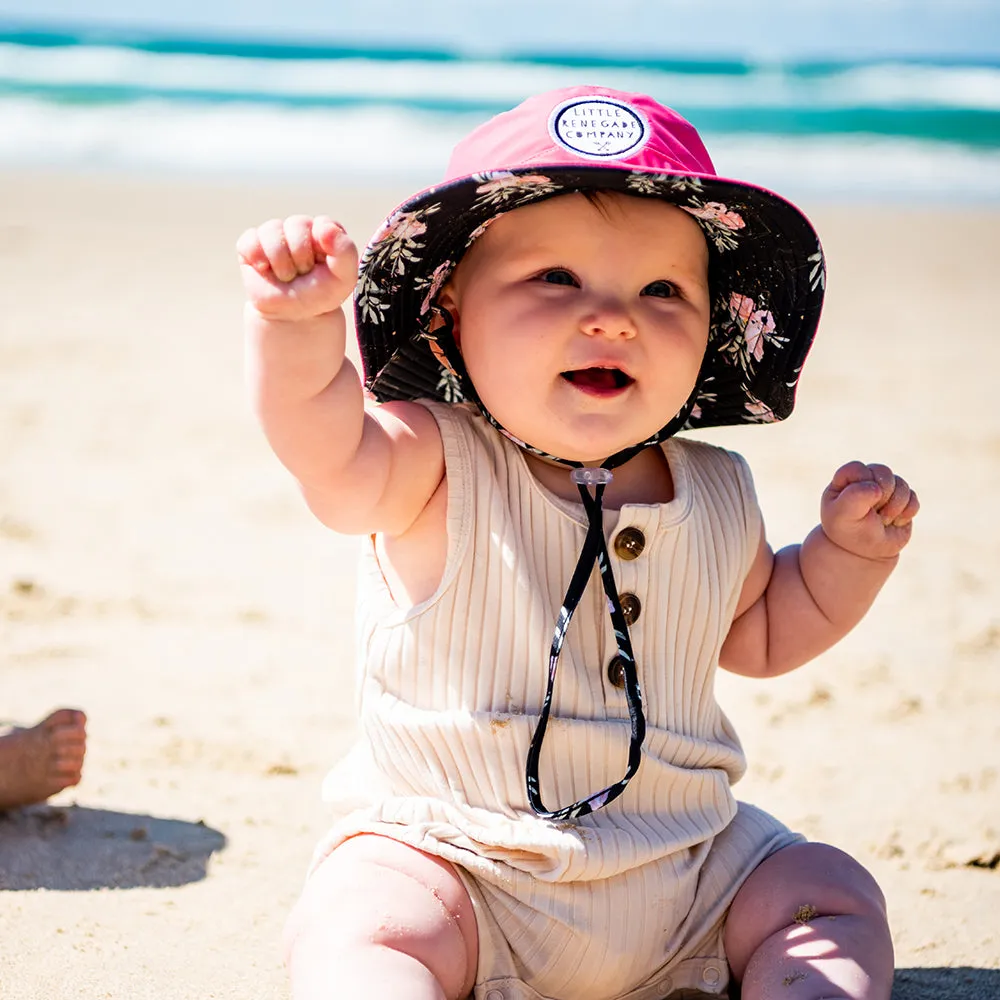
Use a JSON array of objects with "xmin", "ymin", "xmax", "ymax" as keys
[
  {"xmin": 723, "ymin": 842, "xmax": 893, "ymax": 1000},
  {"xmin": 284, "ymin": 833, "xmax": 478, "ymax": 1000}
]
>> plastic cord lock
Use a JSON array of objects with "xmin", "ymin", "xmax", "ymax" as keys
[{"xmin": 570, "ymin": 467, "xmax": 613, "ymax": 486}]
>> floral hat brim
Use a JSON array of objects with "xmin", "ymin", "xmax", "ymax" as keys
[{"xmin": 354, "ymin": 165, "xmax": 825, "ymax": 433}]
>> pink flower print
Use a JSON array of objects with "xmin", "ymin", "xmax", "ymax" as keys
[
  {"xmin": 423, "ymin": 331, "xmax": 460, "ymax": 381},
  {"xmin": 465, "ymin": 214, "xmax": 503, "ymax": 245},
  {"xmin": 682, "ymin": 201, "xmax": 745, "ymax": 231},
  {"xmin": 745, "ymin": 399, "xmax": 776, "ymax": 422},
  {"xmin": 688, "ymin": 403, "xmax": 702, "ymax": 421},
  {"xmin": 728, "ymin": 292, "xmax": 755, "ymax": 328},
  {"xmin": 745, "ymin": 309, "xmax": 776, "ymax": 362},
  {"xmin": 384, "ymin": 212, "xmax": 427, "ymax": 243},
  {"xmin": 475, "ymin": 173, "xmax": 553, "ymax": 197},
  {"xmin": 419, "ymin": 261, "xmax": 452, "ymax": 316},
  {"xmin": 472, "ymin": 173, "xmax": 561, "ymax": 209},
  {"xmin": 728, "ymin": 292, "xmax": 776, "ymax": 362}
]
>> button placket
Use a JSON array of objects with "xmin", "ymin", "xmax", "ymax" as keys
[{"xmin": 605, "ymin": 514, "xmax": 649, "ymax": 698}]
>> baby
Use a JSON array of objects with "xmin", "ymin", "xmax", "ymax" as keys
[{"xmin": 238, "ymin": 88, "xmax": 918, "ymax": 1000}]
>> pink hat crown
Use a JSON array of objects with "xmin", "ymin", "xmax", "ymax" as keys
[{"xmin": 446, "ymin": 85, "xmax": 717, "ymax": 181}]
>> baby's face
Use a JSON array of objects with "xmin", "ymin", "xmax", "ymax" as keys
[{"xmin": 439, "ymin": 192, "xmax": 711, "ymax": 463}]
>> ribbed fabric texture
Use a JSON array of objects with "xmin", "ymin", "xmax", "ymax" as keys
[
  {"xmin": 325, "ymin": 401, "xmax": 763, "ymax": 884},
  {"xmin": 316, "ymin": 403, "xmax": 806, "ymax": 999}
]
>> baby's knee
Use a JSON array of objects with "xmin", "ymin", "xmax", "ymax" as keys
[
  {"xmin": 284, "ymin": 837, "xmax": 478, "ymax": 998},
  {"xmin": 774, "ymin": 842, "xmax": 887, "ymax": 917},
  {"xmin": 724, "ymin": 842, "xmax": 890, "ymax": 978},
  {"xmin": 743, "ymin": 842, "xmax": 886, "ymax": 921}
]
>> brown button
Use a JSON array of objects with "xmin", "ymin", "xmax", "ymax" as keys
[
  {"xmin": 607, "ymin": 655, "xmax": 627, "ymax": 689},
  {"xmin": 613, "ymin": 526, "xmax": 645, "ymax": 561},
  {"xmin": 620, "ymin": 592, "xmax": 641, "ymax": 626}
]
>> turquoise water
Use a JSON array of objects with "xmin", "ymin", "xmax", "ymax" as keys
[{"xmin": 1, "ymin": 6, "xmax": 998, "ymax": 199}]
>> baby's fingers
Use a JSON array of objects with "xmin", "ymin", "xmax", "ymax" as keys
[
  {"xmin": 865, "ymin": 463, "xmax": 898, "ymax": 506},
  {"xmin": 254, "ymin": 218, "xmax": 300, "ymax": 283},
  {"xmin": 312, "ymin": 217, "xmax": 359, "ymax": 282},
  {"xmin": 236, "ymin": 219, "xmax": 297, "ymax": 283},
  {"xmin": 827, "ymin": 477, "xmax": 885, "ymax": 520},
  {"xmin": 284, "ymin": 215, "xmax": 317, "ymax": 276},
  {"xmin": 311, "ymin": 216, "xmax": 345, "ymax": 255},
  {"xmin": 888, "ymin": 487, "xmax": 920, "ymax": 527},
  {"xmin": 235, "ymin": 225, "xmax": 272, "ymax": 277},
  {"xmin": 876, "ymin": 475, "xmax": 913, "ymax": 525},
  {"xmin": 826, "ymin": 461, "xmax": 902, "ymax": 514},
  {"xmin": 828, "ymin": 460, "xmax": 873, "ymax": 492},
  {"xmin": 237, "ymin": 217, "xmax": 327, "ymax": 288}
]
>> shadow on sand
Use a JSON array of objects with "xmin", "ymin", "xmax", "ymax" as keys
[
  {"xmin": 892, "ymin": 966, "xmax": 1000, "ymax": 999},
  {"xmin": 727, "ymin": 966, "xmax": 1000, "ymax": 1000},
  {"xmin": 0, "ymin": 804, "xmax": 226, "ymax": 890}
]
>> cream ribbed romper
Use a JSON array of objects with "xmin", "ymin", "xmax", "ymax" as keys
[{"xmin": 317, "ymin": 401, "xmax": 802, "ymax": 1000}]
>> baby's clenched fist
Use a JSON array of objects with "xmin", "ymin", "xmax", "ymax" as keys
[
  {"xmin": 820, "ymin": 460, "xmax": 919, "ymax": 561},
  {"xmin": 237, "ymin": 216, "xmax": 358, "ymax": 321}
]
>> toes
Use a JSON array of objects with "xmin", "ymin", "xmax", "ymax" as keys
[
  {"xmin": 41, "ymin": 708, "xmax": 77, "ymax": 728},
  {"xmin": 51, "ymin": 722, "xmax": 87, "ymax": 779},
  {"xmin": 42, "ymin": 707, "xmax": 87, "ymax": 732},
  {"xmin": 50, "ymin": 740, "xmax": 85, "ymax": 788},
  {"xmin": 39, "ymin": 710, "xmax": 87, "ymax": 786},
  {"xmin": 49, "ymin": 743, "xmax": 87, "ymax": 771},
  {"xmin": 53, "ymin": 724, "xmax": 86, "ymax": 747},
  {"xmin": 44, "ymin": 709, "xmax": 87, "ymax": 755},
  {"xmin": 52, "ymin": 761, "xmax": 83, "ymax": 786}
]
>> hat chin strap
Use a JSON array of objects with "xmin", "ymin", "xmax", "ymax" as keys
[{"xmin": 431, "ymin": 308, "xmax": 695, "ymax": 820}]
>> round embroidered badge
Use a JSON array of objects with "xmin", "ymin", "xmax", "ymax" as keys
[{"xmin": 548, "ymin": 97, "xmax": 649, "ymax": 160}]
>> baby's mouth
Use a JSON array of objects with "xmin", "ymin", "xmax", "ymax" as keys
[{"xmin": 561, "ymin": 367, "xmax": 634, "ymax": 393}]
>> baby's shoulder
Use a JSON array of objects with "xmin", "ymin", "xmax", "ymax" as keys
[
  {"xmin": 670, "ymin": 436, "xmax": 759, "ymax": 517},
  {"xmin": 671, "ymin": 435, "xmax": 752, "ymax": 478},
  {"xmin": 411, "ymin": 399, "xmax": 480, "ymax": 435}
]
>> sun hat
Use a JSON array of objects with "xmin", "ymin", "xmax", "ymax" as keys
[
  {"xmin": 353, "ymin": 87, "xmax": 826, "ymax": 822},
  {"xmin": 355, "ymin": 85, "xmax": 826, "ymax": 450}
]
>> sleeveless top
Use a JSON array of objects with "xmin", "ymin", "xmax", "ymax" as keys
[{"xmin": 322, "ymin": 401, "xmax": 762, "ymax": 884}]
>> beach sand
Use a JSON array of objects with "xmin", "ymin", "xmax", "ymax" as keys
[{"xmin": 0, "ymin": 170, "xmax": 997, "ymax": 999}]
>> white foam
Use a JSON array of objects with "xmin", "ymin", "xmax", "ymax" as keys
[
  {"xmin": 0, "ymin": 97, "xmax": 997, "ymax": 201},
  {"xmin": 708, "ymin": 133, "xmax": 1000, "ymax": 200},
  {"xmin": 3, "ymin": 41, "xmax": 1000, "ymax": 111},
  {"xmin": 0, "ymin": 96, "xmax": 464, "ymax": 179}
]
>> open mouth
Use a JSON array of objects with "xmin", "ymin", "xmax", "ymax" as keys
[{"xmin": 561, "ymin": 367, "xmax": 634, "ymax": 393}]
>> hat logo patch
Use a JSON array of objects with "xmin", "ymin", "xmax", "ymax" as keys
[{"xmin": 549, "ymin": 97, "xmax": 648, "ymax": 160}]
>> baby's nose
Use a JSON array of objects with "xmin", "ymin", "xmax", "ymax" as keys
[{"xmin": 581, "ymin": 305, "xmax": 637, "ymax": 340}]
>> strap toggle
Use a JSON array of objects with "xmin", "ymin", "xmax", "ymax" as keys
[{"xmin": 570, "ymin": 467, "xmax": 613, "ymax": 486}]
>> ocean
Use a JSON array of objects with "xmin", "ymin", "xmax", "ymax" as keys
[{"xmin": 1, "ymin": 1, "xmax": 999, "ymax": 201}]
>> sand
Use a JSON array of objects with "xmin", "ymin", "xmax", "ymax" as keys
[{"xmin": 0, "ymin": 169, "xmax": 997, "ymax": 999}]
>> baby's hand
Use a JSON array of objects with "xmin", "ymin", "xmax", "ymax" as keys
[
  {"xmin": 236, "ymin": 216, "xmax": 358, "ymax": 322},
  {"xmin": 820, "ymin": 461, "xmax": 919, "ymax": 560}
]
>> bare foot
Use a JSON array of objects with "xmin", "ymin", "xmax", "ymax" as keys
[{"xmin": 0, "ymin": 709, "xmax": 87, "ymax": 810}]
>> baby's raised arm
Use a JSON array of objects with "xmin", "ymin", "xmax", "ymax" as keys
[
  {"xmin": 238, "ymin": 216, "xmax": 443, "ymax": 536},
  {"xmin": 720, "ymin": 460, "xmax": 919, "ymax": 677}
]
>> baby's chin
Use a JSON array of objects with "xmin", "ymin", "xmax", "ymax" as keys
[
  {"xmin": 508, "ymin": 429, "xmax": 657, "ymax": 466},
  {"xmin": 479, "ymin": 397, "xmax": 671, "ymax": 465}
]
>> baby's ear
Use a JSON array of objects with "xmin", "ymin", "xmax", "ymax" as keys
[{"xmin": 434, "ymin": 286, "xmax": 461, "ymax": 347}]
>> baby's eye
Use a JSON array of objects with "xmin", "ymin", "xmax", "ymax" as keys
[
  {"xmin": 539, "ymin": 269, "xmax": 578, "ymax": 287},
  {"xmin": 641, "ymin": 279, "xmax": 677, "ymax": 298}
]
